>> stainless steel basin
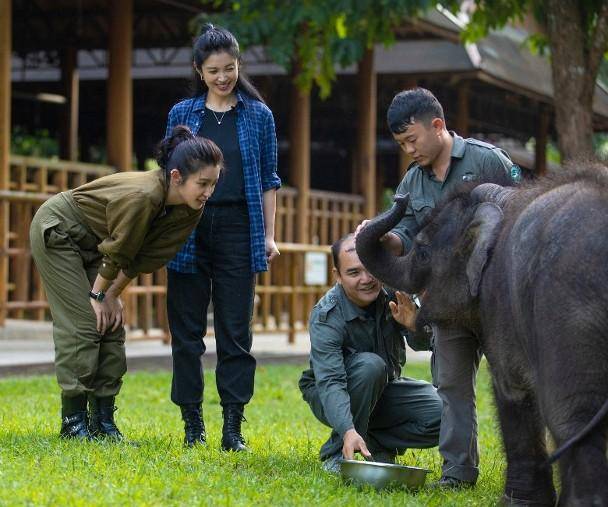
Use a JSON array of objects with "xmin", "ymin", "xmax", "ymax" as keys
[{"xmin": 340, "ymin": 459, "xmax": 430, "ymax": 490}]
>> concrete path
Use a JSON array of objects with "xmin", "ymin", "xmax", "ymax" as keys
[{"xmin": 0, "ymin": 319, "xmax": 431, "ymax": 377}]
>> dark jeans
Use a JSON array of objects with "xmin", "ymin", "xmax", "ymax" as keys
[
  {"xmin": 303, "ymin": 352, "xmax": 442, "ymax": 460},
  {"xmin": 168, "ymin": 203, "xmax": 256, "ymax": 407}
]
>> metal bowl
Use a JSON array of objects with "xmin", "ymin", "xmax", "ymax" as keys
[{"xmin": 340, "ymin": 460, "xmax": 430, "ymax": 491}]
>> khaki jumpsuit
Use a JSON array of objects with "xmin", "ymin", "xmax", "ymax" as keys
[{"xmin": 29, "ymin": 170, "xmax": 201, "ymax": 398}]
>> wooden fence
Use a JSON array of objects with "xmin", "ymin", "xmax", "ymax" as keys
[{"xmin": 0, "ymin": 156, "xmax": 366, "ymax": 341}]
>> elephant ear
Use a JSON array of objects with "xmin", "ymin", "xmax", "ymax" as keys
[{"xmin": 465, "ymin": 202, "xmax": 504, "ymax": 297}]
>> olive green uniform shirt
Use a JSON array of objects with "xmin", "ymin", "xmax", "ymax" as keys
[
  {"xmin": 392, "ymin": 133, "xmax": 520, "ymax": 252},
  {"xmin": 71, "ymin": 169, "xmax": 202, "ymax": 280},
  {"xmin": 299, "ymin": 284, "xmax": 428, "ymax": 437}
]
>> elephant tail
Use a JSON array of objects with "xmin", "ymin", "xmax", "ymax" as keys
[{"xmin": 546, "ymin": 398, "xmax": 608, "ymax": 465}]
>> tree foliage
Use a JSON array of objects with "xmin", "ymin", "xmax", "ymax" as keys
[
  {"xmin": 462, "ymin": 0, "xmax": 608, "ymax": 160},
  {"xmin": 197, "ymin": 0, "xmax": 452, "ymax": 97}
]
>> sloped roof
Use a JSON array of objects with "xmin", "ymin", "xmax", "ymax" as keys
[
  {"xmin": 13, "ymin": 0, "xmax": 210, "ymax": 52},
  {"xmin": 405, "ymin": 9, "xmax": 608, "ymax": 122}
]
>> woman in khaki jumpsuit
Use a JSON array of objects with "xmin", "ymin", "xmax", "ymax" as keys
[{"xmin": 29, "ymin": 126, "xmax": 223, "ymax": 440}]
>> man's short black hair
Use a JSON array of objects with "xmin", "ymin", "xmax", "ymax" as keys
[
  {"xmin": 331, "ymin": 233, "xmax": 355, "ymax": 274},
  {"xmin": 387, "ymin": 87, "xmax": 445, "ymax": 134}
]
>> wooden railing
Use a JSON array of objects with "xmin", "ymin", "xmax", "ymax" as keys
[
  {"xmin": 255, "ymin": 242, "xmax": 332, "ymax": 344},
  {"xmin": 276, "ymin": 186, "xmax": 366, "ymax": 245},
  {"xmin": 8, "ymin": 155, "xmax": 114, "ymax": 193},
  {"xmin": 1, "ymin": 156, "xmax": 116, "ymax": 325},
  {"xmin": 120, "ymin": 243, "xmax": 333, "ymax": 343},
  {"xmin": 275, "ymin": 186, "xmax": 297, "ymax": 243},
  {"xmin": 309, "ymin": 189, "xmax": 366, "ymax": 245},
  {"xmin": 1, "ymin": 156, "xmax": 368, "ymax": 341}
]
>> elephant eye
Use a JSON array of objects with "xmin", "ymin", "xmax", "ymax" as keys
[{"xmin": 417, "ymin": 247, "xmax": 431, "ymax": 264}]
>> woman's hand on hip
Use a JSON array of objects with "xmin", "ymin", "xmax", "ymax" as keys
[{"xmin": 265, "ymin": 237, "xmax": 280, "ymax": 263}]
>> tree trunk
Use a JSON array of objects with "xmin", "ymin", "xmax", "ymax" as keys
[{"xmin": 545, "ymin": 0, "xmax": 608, "ymax": 162}]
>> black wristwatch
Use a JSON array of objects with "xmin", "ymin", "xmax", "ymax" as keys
[{"xmin": 89, "ymin": 290, "xmax": 106, "ymax": 302}]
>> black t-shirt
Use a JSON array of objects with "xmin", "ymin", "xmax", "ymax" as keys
[{"xmin": 199, "ymin": 106, "xmax": 245, "ymax": 204}]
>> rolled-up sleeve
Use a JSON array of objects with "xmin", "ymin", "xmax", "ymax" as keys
[
  {"xmin": 309, "ymin": 317, "xmax": 354, "ymax": 437},
  {"xmin": 260, "ymin": 109, "xmax": 281, "ymax": 192}
]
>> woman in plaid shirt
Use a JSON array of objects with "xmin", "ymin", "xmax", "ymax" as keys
[{"xmin": 165, "ymin": 23, "xmax": 281, "ymax": 451}]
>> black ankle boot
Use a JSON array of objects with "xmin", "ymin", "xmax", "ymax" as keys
[
  {"xmin": 89, "ymin": 396, "xmax": 123, "ymax": 441},
  {"xmin": 221, "ymin": 404, "xmax": 248, "ymax": 452},
  {"xmin": 60, "ymin": 393, "xmax": 91, "ymax": 440},
  {"xmin": 180, "ymin": 404, "xmax": 206, "ymax": 447}
]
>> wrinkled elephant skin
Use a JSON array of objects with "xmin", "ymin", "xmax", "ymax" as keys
[{"xmin": 356, "ymin": 168, "xmax": 608, "ymax": 506}]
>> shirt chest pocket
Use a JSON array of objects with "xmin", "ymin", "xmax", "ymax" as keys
[
  {"xmin": 344, "ymin": 321, "xmax": 376, "ymax": 354},
  {"xmin": 410, "ymin": 197, "xmax": 434, "ymax": 224}
]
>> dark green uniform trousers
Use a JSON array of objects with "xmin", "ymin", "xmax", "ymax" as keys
[
  {"xmin": 432, "ymin": 323, "xmax": 483, "ymax": 483},
  {"xmin": 29, "ymin": 192, "xmax": 126, "ymax": 398},
  {"xmin": 303, "ymin": 352, "xmax": 442, "ymax": 460}
]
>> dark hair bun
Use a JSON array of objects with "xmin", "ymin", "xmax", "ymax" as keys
[
  {"xmin": 155, "ymin": 125, "xmax": 195, "ymax": 170},
  {"xmin": 199, "ymin": 22, "xmax": 214, "ymax": 37}
]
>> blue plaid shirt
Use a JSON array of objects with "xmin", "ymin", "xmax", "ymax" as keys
[{"xmin": 165, "ymin": 91, "xmax": 281, "ymax": 273}]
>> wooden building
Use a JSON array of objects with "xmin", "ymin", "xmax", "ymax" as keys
[{"xmin": 2, "ymin": 0, "xmax": 608, "ymax": 341}]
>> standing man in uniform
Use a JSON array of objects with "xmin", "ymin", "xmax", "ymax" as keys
[
  {"xmin": 358, "ymin": 87, "xmax": 520, "ymax": 488},
  {"xmin": 299, "ymin": 233, "xmax": 442, "ymax": 472}
]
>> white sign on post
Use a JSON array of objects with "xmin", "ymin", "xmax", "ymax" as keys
[{"xmin": 304, "ymin": 252, "xmax": 328, "ymax": 286}]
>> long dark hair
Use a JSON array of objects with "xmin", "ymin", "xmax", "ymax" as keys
[
  {"xmin": 191, "ymin": 23, "xmax": 265, "ymax": 103},
  {"xmin": 155, "ymin": 125, "xmax": 224, "ymax": 183}
]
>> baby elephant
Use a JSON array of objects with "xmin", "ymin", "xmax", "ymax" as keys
[{"xmin": 356, "ymin": 165, "xmax": 608, "ymax": 506}]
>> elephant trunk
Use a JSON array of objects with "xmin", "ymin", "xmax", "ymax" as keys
[{"xmin": 355, "ymin": 194, "xmax": 414, "ymax": 290}]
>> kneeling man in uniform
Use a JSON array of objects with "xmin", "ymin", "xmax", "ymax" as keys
[{"xmin": 299, "ymin": 233, "xmax": 442, "ymax": 472}]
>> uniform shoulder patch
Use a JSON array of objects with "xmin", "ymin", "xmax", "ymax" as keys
[
  {"xmin": 510, "ymin": 164, "xmax": 522, "ymax": 183},
  {"xmin": 316, "ymin": 293, "xmax": 338, "ymax": 323}
]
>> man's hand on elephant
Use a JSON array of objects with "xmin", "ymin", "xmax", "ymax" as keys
[
  {"xmin": 342, "ymin": 428, "xmax": 372, "ymax": 460},
  {"xmin": 354, "ymin": 221, "xmax": 403, "ymax": 256},
  {"xmin": 389, "ymin": 291, "xmax": 418, "ymax": 331},
  {"xmin": 354, "ymin": 219, "xmax": 371, "ymax": 238}
]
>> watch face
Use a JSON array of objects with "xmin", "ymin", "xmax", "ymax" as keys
[{"xmin": 90, "ymin": 291, "xmax": 104, "ymax": 301}]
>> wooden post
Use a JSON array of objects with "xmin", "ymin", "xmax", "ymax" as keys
[
  {"xmin": 535, "ymin": 104, "xmax": 549, "ymax": 176},
  {"xmin": 0, "ymin": 0, "xmax": 11, "ymax": 325},
  {"xmin": 60, "ymin": 47, "xmax": 79, "ymax": 161},
  {"xmin": 107, "ymin": 0, "xmax": 133, "ymax": 171},
  {"xmin": 356, "ymin": 48, "xmax": 377, "ymax": 218},
  {"xmin": 289, "ymin": 74, "xmax": 311, "ymax": 243},
  {"xmin": 455, "ymin": 80, "xmax": 470, "ymax": 138},
  {"xmin": 288, "ymin": 254, "xmax": 297, "ymax": 344}
]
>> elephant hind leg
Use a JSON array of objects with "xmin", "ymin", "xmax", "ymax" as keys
[
  {"xmin": 493, "ymin": 384, "xmax": 556, "ymax": 506},
  {"xmin": 542, "ymin": 388, "xmax": 608, "ymax": 506},
  {"xmin": 556, "ymin": 431, "xmax": 608, "ymax": 507}
]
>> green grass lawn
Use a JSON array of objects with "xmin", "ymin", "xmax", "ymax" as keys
[{"xmin": 0, "ymin": 362, "xmax": 506, "ymax": 506}]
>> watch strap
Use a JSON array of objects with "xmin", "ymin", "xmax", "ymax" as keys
[{"xmin": 89, "ymin": 290, "xmax": 105, "ymax": 302}]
